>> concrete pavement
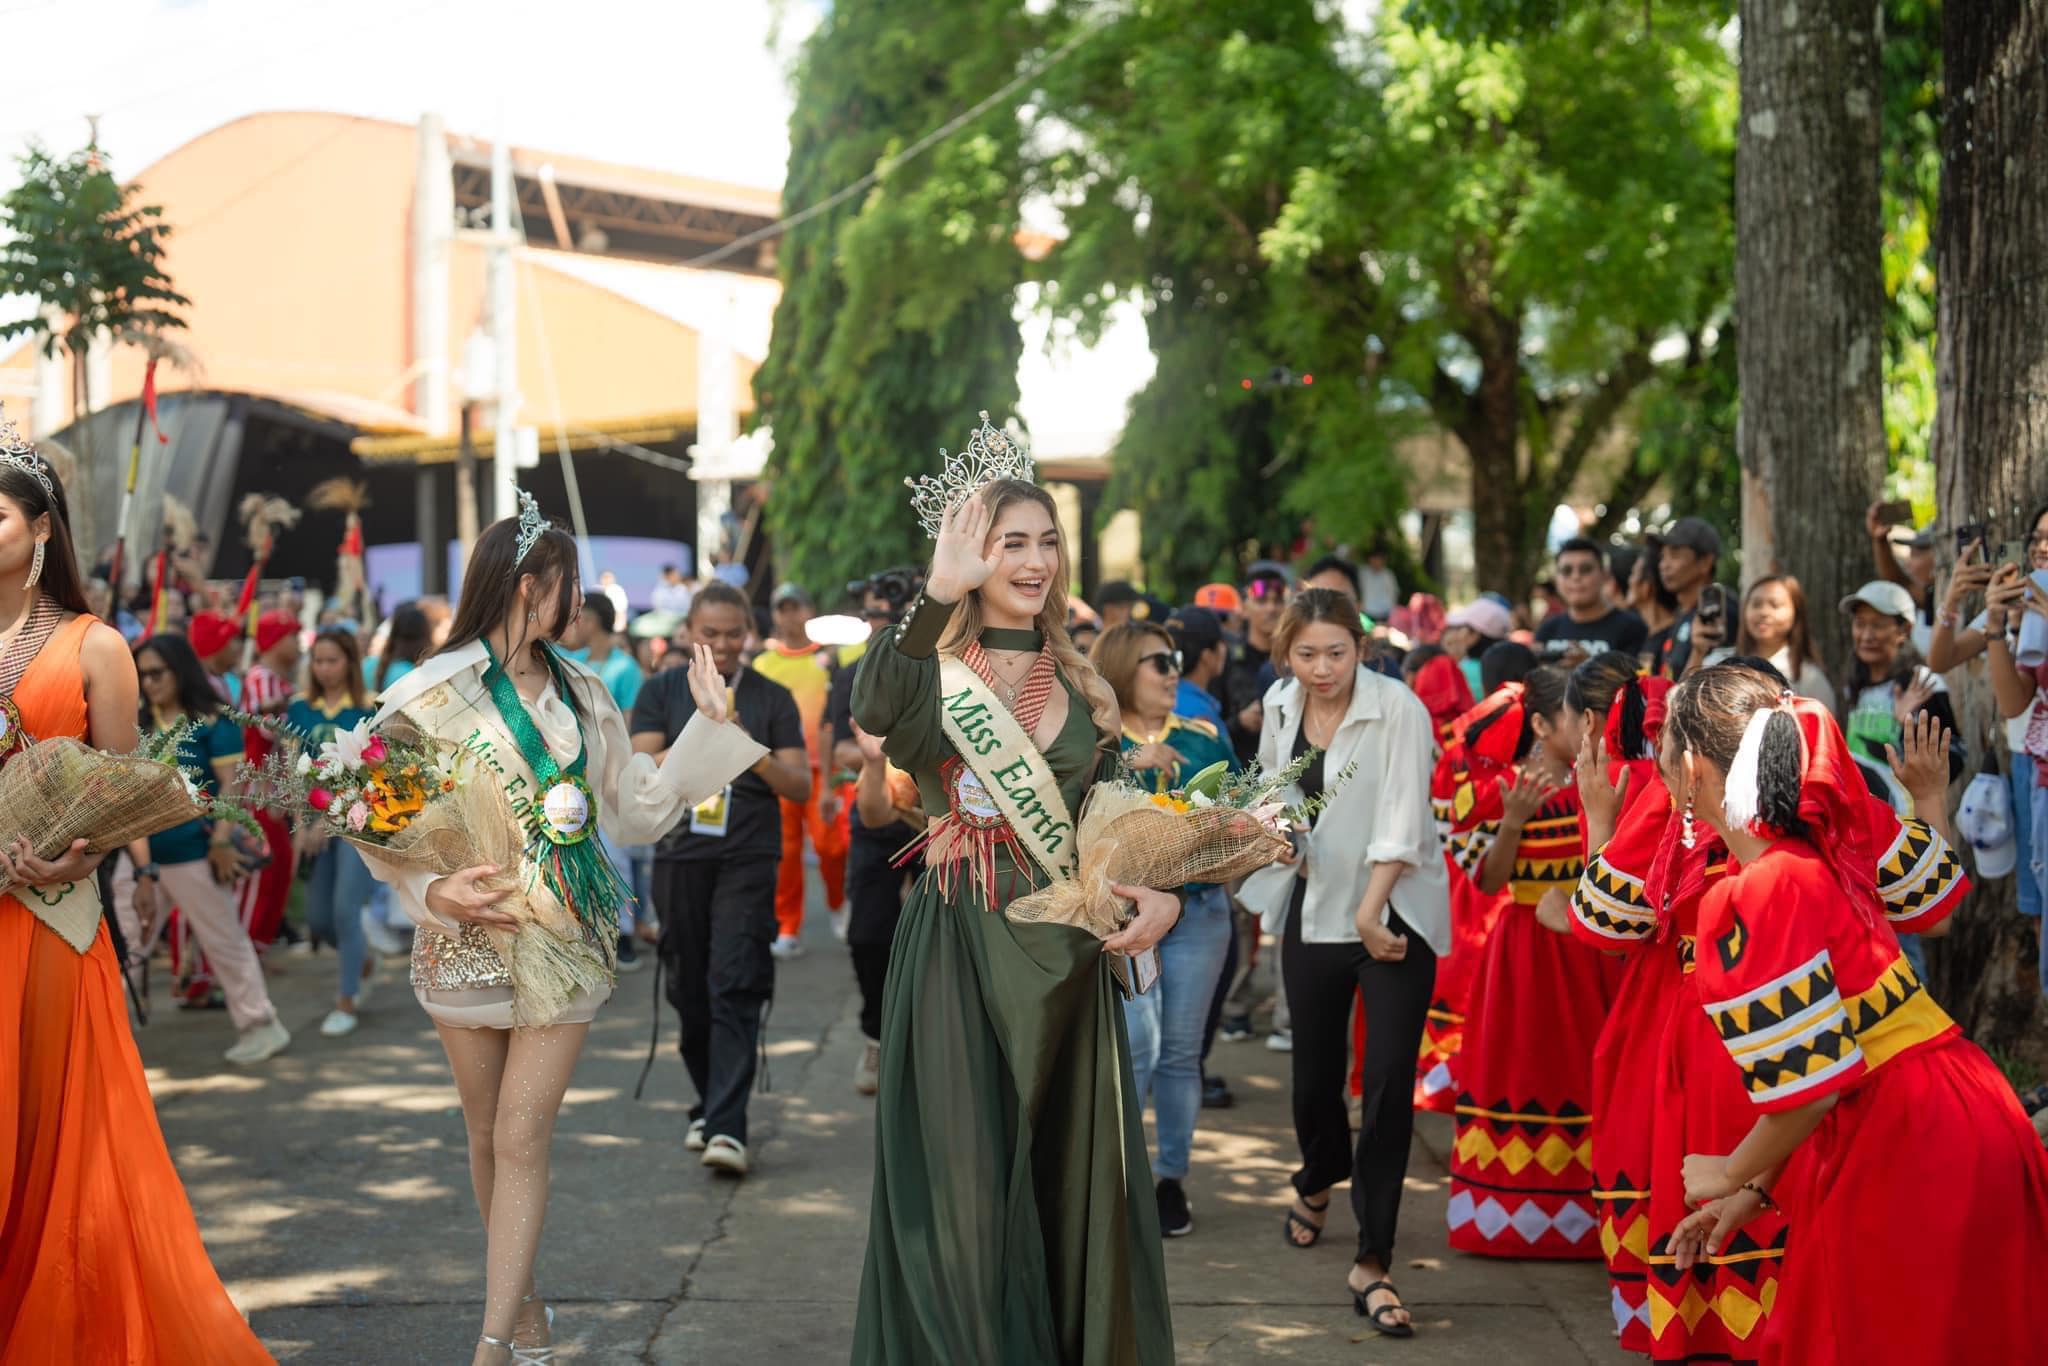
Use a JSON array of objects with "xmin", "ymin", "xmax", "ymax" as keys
[{"xmin": 136, "ymin": 888, "xmax": 1620, "ymax": 1364}]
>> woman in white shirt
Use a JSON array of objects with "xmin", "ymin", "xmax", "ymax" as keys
[
  {"xmin": 370, "ymin": 499, "xmax": 762, "ymax": 1366},
  {"xmin": 1239, "ymin": 589, "xmax": 1450, "ymax": 1338}
]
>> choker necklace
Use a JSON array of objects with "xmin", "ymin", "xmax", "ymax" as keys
[{"xmin": 980, "ymin": 626, "xmax": 1044, "ymax": 654}]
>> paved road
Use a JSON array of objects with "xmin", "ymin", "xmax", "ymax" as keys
[{"xmin": 138, "ymin": 884, "xmax": 1619, "ymax": 1364}]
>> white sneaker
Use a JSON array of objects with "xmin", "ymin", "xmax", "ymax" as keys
[
  {"xmin": 320, "ymin": 1008, "xmax": 359, "ymax": 1038},
  {"xmin": 224, "ymin": 1017, "xmax": 292, "ymax": 1064},
  {"xmin": 855, "ymin": 1036, "xmax": 881, "ymax": 1095},
  {"xmin": 1266, "ymin": 1029, "xmax": 1293, "ymax": 1054},
  {"xmin": 362, "ymin": 916, "xmax": 406, "ymax": 956},
  {"xmin": 770, "ymin": 934, "xmax": 805, "ymax": 960},
  {"xmin": 701, "ymin": 1134, "xmax": 749, "ymax": 1176},
  {"xmin": 685, "ymin": 1118, "xmax": 707, "ymax": 1152},
  {"xmin": 830, "ymin": 908, "xmax": 850, "ymax": 943}
]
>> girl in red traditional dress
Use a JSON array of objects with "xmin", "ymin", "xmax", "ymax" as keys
[
  {"xmin": 1444, "ymin": 665, "xmax": 1615, "ymax": 1259},
  {"xmin": 1563, "ymin": 660, "xmax": 1970, "ymax": 1363},
  {"xmin": 0, "ymin": 424, "xmax": 273, "ymax": 1363},
  {"xmin": 1663, "ymin": 669, "xmax": 2048, "ymax": 1365},
  {"xmin": 1417, "ymin": 673, "xmax": 1508, "ymax": 1115},
  {"xmin": 1541, "ymin": 655, "xmax": 1670, "ymax": 1345}
]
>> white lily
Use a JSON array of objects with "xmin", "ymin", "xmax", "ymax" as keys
[
  {"xmin": 317, "ymin": 719, "xmax": 374, "ymax": 773},
  {"xmin": 295, "ymin": 751, "xmax": 315, "ymax": 778}
]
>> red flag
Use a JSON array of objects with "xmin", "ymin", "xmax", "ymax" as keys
[{"xmin": 141, "ymin": 358, "xmax": 168, "ymax": 444}]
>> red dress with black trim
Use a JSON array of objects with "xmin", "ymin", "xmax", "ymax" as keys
[
  {"xmin": 1416, "ymin": 735, "xmax": 1511, "ymax": 1115},
  {"xmin": 1696, "ymin": 839, "xmax": 2047, "ymax": 1365},
  {"xmin": 1445, "ymin": 734, "xmax": 1614, "ymax": 1259},
  {"xmin": 1567, "ymin": 751, "xmax": 1679, "ymax": 1348}
]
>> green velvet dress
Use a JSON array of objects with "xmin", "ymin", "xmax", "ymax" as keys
[{"xmin": 848, "ymin": 604, "xmax": 1174, "ymax": 1366}]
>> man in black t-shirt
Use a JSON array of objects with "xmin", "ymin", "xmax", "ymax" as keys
[
  {"xmin": 630, "ymin": 582, "xmax": 810, "ymax": 1175},
  {"xmin": 1222, "ymin": 563, "xmax": 1290, "ymax": 762},
  {"xmin": 1534, "ymin": 537, "xmax": 1648, "ymax": 665}
]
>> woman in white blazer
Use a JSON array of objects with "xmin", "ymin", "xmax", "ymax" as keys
[{"xmin": 1238, "ymin": 589, "xmax": 1451, "ymax": 1338}]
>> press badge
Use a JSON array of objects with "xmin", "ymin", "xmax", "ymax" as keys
[{"xmin": 690, "ymin": 786, "xmax": 733, "ymax": 837}]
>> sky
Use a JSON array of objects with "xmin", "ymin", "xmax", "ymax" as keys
[{"xmin": 0, "ymin": 0, "xmax": 1151, "ymax": 447}]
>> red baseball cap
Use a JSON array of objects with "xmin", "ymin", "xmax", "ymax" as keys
[{"xmin": 1193, "ymin": 583, "xmax": 1242, "ymax": 613}]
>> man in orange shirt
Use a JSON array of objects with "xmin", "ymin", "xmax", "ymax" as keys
[{"xmin": 749, "ymin": 584, "xmax": 847, "ymax": 957}]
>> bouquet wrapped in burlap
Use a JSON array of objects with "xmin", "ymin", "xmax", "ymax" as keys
[
  {"xmin": 0, "ymin": 737, "xmax": 208, "ymax": 860},
  {"xmin": 334, "ymin": 718, "xmax": 612, "ymax": 1029},
  {"xmin": 1004, "ymin": 785, "xmax": 1289, "ymax": 938}
]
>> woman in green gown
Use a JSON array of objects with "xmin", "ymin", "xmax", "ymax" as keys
[{"xmin": 851, "ymin": 471, "xmax": 1184, "ymax": 1365}]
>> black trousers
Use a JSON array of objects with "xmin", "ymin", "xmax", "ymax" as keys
[
  {"xmin": 846, "ymin": 828, "xmax": 914, "ymax": 1041},
  {"xmin": 655, "ymin": 856, "xmax": 778, "ymax": 1145},
  {"xmin": 1282, "ymin": 883, "xmax": 1437, "ymax": 1268}
]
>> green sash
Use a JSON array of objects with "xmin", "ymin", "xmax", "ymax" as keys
[
  {"xmin": 936, "ymin": 656, "xmax": 1078, "ymax": 885},
  {"xmin": 480, "ymin": 643, "xmax": 630, "ymax": 936}
]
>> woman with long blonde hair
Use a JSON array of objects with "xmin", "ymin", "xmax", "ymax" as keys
[{"xmin": 851, "ymin": 433, "xmax": 1185, "ymax": 1363}]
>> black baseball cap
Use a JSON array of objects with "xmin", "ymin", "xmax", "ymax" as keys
[
  {"xmin": 1165, "ymin": 606, "xmax": 1223, "ymax": 657},
  {"xmin": 1096, "ymin": 580, "xmax": 1141, "ymax": 608},
  {"xmin": 1663, "ymin": 517, "xmax": 1723, "ymax": 558}
]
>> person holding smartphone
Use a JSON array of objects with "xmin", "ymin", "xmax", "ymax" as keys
[{"xmin": 1646, "ymin": 518, "xmax": 1722, "ymax": 677}]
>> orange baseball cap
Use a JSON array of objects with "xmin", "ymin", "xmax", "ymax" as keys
[{"xmin": 1194, "ymin": 583, "xmax": 1242, "ymax": 612}]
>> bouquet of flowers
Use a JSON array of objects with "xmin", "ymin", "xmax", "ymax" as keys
[
  {"xmin": 247, "ymin": 714, "xmax": 612, "ymax": 1026},
  {"xmin": 0, "ymin": 716, "xmax": 254, "ymax": 874},
  {"xmin": 1004, "ymin": 748, "xmax": 1351, "ymax": 939}
]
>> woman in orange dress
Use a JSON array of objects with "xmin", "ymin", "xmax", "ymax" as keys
[{"xmin": 0, "ymin": 425, "xmax": 272, "ymax": 1364}]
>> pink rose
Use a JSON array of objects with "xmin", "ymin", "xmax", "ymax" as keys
[
  {"xmin": 308, "ymin": 788, "xmax": 335, "ymax": 812},
  {"xmin": 362, "ymin": 735, "xmax": 388, "ymax": 764},
  {"xmin": 346, "ymin": 801, "xmax": 371, "ymax": 832}
]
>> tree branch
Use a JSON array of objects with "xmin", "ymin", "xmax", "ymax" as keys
[{"xmin": 1533, "ymin": 339, "xmax": 1658, "ymax": 513}]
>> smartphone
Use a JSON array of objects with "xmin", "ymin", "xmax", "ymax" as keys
[
  {"xmin": 1875, "ymin": 500, "xmax": 1913, "ymax": 526},
  {"xmin": 1997, "ymin": 539, "xmax": 2031, "ymax": 566},
  {"xmin": 1695, "ymin": 583, "xmax": 1736, "ymax": 628},
  {"xmin": 1955, "ymin": 522, "xmax": 1992, "ymax": 555}
]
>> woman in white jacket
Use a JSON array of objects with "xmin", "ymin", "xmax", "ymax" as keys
[{"xmin": 1239, "ymin": 589, "xmax": 1452, "ymax": 1338}]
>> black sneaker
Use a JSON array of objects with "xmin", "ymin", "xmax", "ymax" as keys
[
  {"xmin": 616, "ymin": 935, "xmax": 644, "ymax": 973},
  {"xmin": 1201, "ymin": 1074, "xmax": 1235, "ymax": 1109},
  {"xmin": 1156, "ymin": 1177, "xmax": 1193, "ymax": 1237}
]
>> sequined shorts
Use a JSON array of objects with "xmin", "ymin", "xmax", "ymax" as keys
[{"xmin": 410, "ymin": 921, "xmax": 613, "ymax": 1030}]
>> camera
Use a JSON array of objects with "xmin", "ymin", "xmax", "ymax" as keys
[{"xmin": 848, "ymin": 567, "xmax": 924, "ymax": 625}]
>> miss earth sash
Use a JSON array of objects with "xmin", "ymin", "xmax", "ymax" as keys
[{"xmin": 910, "ymin": 656, "xmax": 1078, "ymax": 903}]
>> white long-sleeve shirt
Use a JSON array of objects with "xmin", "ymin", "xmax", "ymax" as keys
[{"xmin": 1237, "ymin": 667, "xmax": 1452, "ymax": 954}]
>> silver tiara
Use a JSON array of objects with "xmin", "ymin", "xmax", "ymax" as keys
[
  {"xmin": 514, "ymin": 488, "xmax": 548, "ymax": 566},
  {"xmin": 0, "ymin": 413, "xmax": 53, "ymax": 497},
  {"xmin": 903, "ymin": 411, "xmax": 1035, "ymax": 539}
]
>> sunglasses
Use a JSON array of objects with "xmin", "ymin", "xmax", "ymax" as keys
[
  {"xmin": 1556, "ymin": 562, "xmax": 1602, "ymax": 577},
  {"xmin": 1139, "ymin": 650, "xmax": 1182, "ymax": 677},
  {"xmin": 1246, "ymin": 579, "xmax": 1287, "ymax": 600},
  {"xmin": 137, "ymin": 666, "xmax": 170, "ymax": 682}
]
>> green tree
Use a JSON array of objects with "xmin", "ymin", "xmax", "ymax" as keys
[
  {"xmin": 0, "ymin": 139, "xmax": 189, "ymax": 450},
  {"xmin": 1263, "ymin": 7, "xmax": 1736, "ymax": 595},
  {"xmin": 1032, "ymin": 1, "xmax": 1356, "ymax": 591},
  {"xmin": 755, "ymin": 0, "xmax": 1031, "ymax": 599}
]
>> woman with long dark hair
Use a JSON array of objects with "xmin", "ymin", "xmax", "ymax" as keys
[
  {"xmin": 1443, "ymin": 664, "xmax": 1615, "ymax": 1260},
  {"xmin": 850, "ymin": 430, "xmax": 1187, "ymax": 1364},
  {"xmin": 371, "ymin": 599, "xmax": 440, "ymax": 696},
  {"xmin": 121, "ymin": 632, "xmax": 289, "ymax": 1061},
  {"xmin": 1735, "ymin": 575, "xmax": 1831, "ymax": 703},
  {"xmin": 0, "ymin": 421, "xmax": 272, "ymax": 1358},
  {"xmin": 1237, "ymin": 588, "xmax": 1449, "ymax": 1336},
  {"xmin": 367, "ymin": 494, "xmax": 763, "ymax": 1365},
  {"xmin": 1662, "ymin": 667, "xmax": 2048, "ymax": 1363},
  {"xmin": 287, "ymin": 626, "xmax": 382, "ymax": 1038}
]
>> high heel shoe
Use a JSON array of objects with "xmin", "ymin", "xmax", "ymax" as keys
[
  {"xmin": 512, "ymin": 1293, "xmax": 556, "ymax": 1363},
  {"xmin": 478, "ymin": 1333, "xmax": 555, "ymax": 1365}
]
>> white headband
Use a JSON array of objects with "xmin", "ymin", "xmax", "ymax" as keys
[{"xmin": 1721, "ymin": 707, "xmax": 1777, "ymax": 830}]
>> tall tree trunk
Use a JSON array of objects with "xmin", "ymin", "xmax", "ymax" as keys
[
  {"xmin": 1735, "ymin": 0, "xmax": 1888, "ymax": 689},
  {"xmin": 1461, "ymin": 319, "xmax": 1525, "ymax": 597},
  {"xmin": 1925, "ymin": 1, "xmax": 2048, "ymax": 1049}
]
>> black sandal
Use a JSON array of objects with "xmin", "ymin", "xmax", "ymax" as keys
[
  {"xmin": 1352, "ymin": 1279, "xmax": 1415, "ymax": 1338},
  {"xmin": 1282, "ymin": 1192, "xmax": 1330, "ymax": 1248}
]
